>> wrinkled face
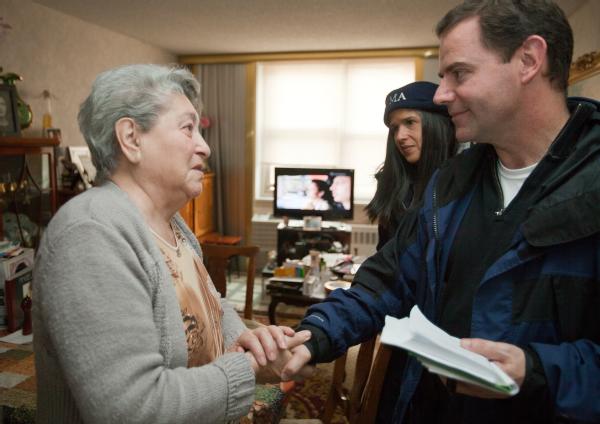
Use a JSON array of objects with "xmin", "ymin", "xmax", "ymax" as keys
[
  {"xmin": 330, "ymin": 176, "xmax": 351, "ymax": 203},
  {"xmin": 388, "ymin": 108, "xmax": 423, "ymax": 164},
  {"xmin": 434, "ymin": 17, "xmax": 521, "ymax": 144},
  {"xmin": 137, "ymin": 93, "xmax": 211, "ymax": 204}
]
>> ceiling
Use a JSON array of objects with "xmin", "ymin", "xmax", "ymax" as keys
[{"xmin": 33, "ymin": 0, "xmax": 587, "ymax": 56}]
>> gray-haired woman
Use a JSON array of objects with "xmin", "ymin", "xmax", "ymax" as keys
[{"xmin": 33, "ymin": 64, "xmax": 312, "ymax": 424}]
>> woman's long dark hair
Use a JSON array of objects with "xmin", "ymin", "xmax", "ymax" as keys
[
  {"xmin": 365, "ymin": 110, "xmax": 457, "ymax": 229},
  {"xmin": 312, "ymin": 179, "xmax": 334, "ymax": 205}
]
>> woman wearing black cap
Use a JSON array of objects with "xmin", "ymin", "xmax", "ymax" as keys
[{"xmin": 366, "ymin": 81, "xmax": 458, "ymax": 249}]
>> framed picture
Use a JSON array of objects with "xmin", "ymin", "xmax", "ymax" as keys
[
  {"xmin": 303, "ymin": 215, "xmax": 322, "ymax": 231},
  {"xmin": 68, "ymin": 146, "xmax": 96, "ymax": 189},
  {"xmin": 0, "ymin": 84, "xmax": 20, "ymax": 137},
  {"xmin": 568, "ymin": 50, "xmax": 600, "ymax": 99},
  {"xmin": 45, "ymin": 127, "xmax": 62, "ymax": 141}
]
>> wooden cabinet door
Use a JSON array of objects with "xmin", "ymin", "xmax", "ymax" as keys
[
  {"xmin": 179, "ymin": 172, "xmax": 215, "ymax": 238},
  {"xmin": 194, "ymin": 172, "xmax": 214, "ymax": 238},
  {"xmin": 179, "ymin": 199, "xmax": 195, "ymax": 230}
]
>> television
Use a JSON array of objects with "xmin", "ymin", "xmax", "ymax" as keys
[{"xmin": 273, "ymin": 167, "xmax": 354, "ymax": 220}]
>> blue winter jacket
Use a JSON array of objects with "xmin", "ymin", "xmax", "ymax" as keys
[{"xmin": 298, "ymin": 98, "xmax": 600, "ymax": 423}]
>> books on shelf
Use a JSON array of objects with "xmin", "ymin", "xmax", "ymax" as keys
[
  {"xmin": 381, "ymin": 305, "xmax": 519, "ymax": 396},
  {"xmin": 0, "ymin": 240, "xmax": 23, "ymax": 259}
]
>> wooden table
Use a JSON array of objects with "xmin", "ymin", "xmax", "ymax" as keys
[
  {"xmin": 198, "ymin": 232, "xmax": 241, "ymax": 245},
  {"xmin": 266, "ymin": 277, "xmax": 323, "ymax": 325}
]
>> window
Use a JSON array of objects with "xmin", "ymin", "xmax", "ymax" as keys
[{"xmin": 255, "ymin": 57, "xmax": 416, "ymax": 203}]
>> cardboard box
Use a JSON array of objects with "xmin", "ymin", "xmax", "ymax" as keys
[{"xmin": 0, "ymin": 248, "xmax": 35, "ymax": 282}]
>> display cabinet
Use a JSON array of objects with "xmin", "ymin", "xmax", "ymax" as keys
[
  {"xmin": 179, "ymin": 172, "xmax": 215, "ymax": 239},
  {"xmin": 0, "ymin": 136, "xmax": 59, "ymax": 246},
  {"xmin": 276, "ymin": 222, "xmax": 351, "ymax": 265}
]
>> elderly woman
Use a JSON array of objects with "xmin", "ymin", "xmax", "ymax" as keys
[{"xmin": 33, "ymin": 64, "xmax": 311, "ymax": 423}]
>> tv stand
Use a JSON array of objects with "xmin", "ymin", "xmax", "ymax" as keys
[{"xmin": 276, "ymin": 221, "xmax": 351, "ymax": 265}]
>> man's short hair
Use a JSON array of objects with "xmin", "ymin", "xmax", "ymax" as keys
[{"xmin": 436, "ymin": 0, "xmax": 573, "ymax": 92}]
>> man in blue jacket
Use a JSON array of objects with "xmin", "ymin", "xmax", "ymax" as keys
[{"xmin": 283, "ymin": 1, "xmax": 600, "ymax": 423}]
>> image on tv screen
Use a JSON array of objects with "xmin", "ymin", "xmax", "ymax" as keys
[{"xmin": 274, "ymin": 168, "xmax": 354, "ymax": 219}]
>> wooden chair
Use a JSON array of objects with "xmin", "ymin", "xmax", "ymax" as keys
[
  {"xmin": 200, "ymin": 243, "xmax": 259, "ymax": 320},
  {"xmin": 321, "ymin": 335, "xmax": 392, "ymax": 424}
]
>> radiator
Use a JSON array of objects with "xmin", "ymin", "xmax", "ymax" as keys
[
  {"xmin": 250, "ymin": 215, "xmax": 279, "ymax": 269},
  {"xmin": 350, "ymin": 224, "xmax": 378, "ymax": 257}
]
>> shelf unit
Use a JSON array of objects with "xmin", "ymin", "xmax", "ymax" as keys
[{"xmin": 0, "ymin": 136, "xmax": 60, "ymax": 243}]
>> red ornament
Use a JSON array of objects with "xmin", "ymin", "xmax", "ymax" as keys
[{"xmin": 200, "ymin": 115, "xmax": 211, "ymax": 129}]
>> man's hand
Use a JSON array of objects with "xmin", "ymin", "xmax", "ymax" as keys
[
  {"xmin": 442, "ymin": 338, "xmax": 526, "ymax": 399},
  {"xmin": 243, "ymin": 330, "xmax": 315, "ymax": 384},
  {"xmin": 281, "ymin": 343, "xmax": 313, "ymax": 382}
]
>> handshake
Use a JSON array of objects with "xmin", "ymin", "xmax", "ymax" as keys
[{"xmin": 228, "ymin": 325, "xmax": 315, "ymax": 383}]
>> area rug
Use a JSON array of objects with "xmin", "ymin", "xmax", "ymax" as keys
[
  {"xmin": 284, "ymin": 364, "xmax": 347, "ymax": 423},
  {"xmin": 0, "ymin": 342, "xmax": 36, "ymax": 424}
]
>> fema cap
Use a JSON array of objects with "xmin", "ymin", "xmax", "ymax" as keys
[{"xmin": 384, "ymin": 81, "xmax": 449, "ymax": 125}]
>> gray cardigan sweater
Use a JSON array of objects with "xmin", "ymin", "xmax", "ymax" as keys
[{"xmin": 33, "ymin": 183, "xmax": 255, "ymax": 423}]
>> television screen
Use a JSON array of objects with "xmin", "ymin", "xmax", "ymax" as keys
[{"xmin": 273, "ymin": 167, "xmax": 354, "ymax": 220}]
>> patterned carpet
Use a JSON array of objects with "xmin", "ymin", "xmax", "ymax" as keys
[
  {"xmin": 0, "ymin": 341, "xmax": 36, "ymax": 423},
  {"xmin": 284, "ymin": 365, "xmax": 347, "ymax": 423}
]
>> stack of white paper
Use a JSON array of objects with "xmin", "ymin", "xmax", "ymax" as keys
[{"xmin": 381, "ymin": 305, "xmax": 519, "ymax": 396}]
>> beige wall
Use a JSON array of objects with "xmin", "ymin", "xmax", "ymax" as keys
[
  {"xmin": 570, "ymin": 0, "xmax": 600, "ymax": 59},
  {"xmin": 568, "ymin": 0, "xmax": 600, "ymax": 99},
  {"xmin": 0, "ymin": 0, "xmax": 176, "ymax": 147}
]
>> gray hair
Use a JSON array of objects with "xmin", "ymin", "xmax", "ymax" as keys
[{"xmin": 78, "ymin": 64, "xmax": 201, "ymax": 183}]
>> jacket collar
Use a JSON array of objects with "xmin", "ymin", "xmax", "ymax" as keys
[
  {"xmin": 435, "ymin": 98, "xmax": 600, "ymax": 247},
  {"xmin": 523, "ymin": 98, "xmax": 600, "ymax": 246}
]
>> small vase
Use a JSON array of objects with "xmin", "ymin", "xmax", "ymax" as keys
[{"xmin": 0, "ymin": 72, "xmax": 33, "ymax": 130}]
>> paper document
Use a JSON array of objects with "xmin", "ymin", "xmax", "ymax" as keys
[
  {"xmin": 0, "ymin": 330, "xmax": 33, "ymax": 345},
  {"xmin": 381, "ymin": 305, "xmax": 519, "ymax": 396}
]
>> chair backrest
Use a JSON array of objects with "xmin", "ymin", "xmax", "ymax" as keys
[
  {"xmin": 200, "ymin": 243, "xmax": 259, "ymax": 320},
  {"xmin": 321, "ymin": 335, "xmax": 391, "ymax": 424}
]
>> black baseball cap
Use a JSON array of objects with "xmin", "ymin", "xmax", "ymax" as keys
[{"xmin": 384, "ymin": 81, "xmax": 449, "ymax": 125}]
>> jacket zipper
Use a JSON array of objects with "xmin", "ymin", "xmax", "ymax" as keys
[
  {"xmin": 492, "ymin": 103, "xmax": 584, "ymax": 217},
  {"xmin": 433, "ymin": 187, "xmax": 440, "ymax": 243},
  {"xmin": 432, "ymin": 185, "xmax": 443, "ymax": 317},
  {"xmin": 492, "ymin": 159, "xmax": 505, "ymax": 216}
]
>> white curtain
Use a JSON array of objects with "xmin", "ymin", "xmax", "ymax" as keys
[{"xmin": 255, "ymin": 58, "xmax": 416, "ymax": 202}]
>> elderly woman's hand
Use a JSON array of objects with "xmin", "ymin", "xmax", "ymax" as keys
[
  {"xmin": 229, "ymin": 325, "xmax": 296, "ymax": 366},
  {"xmin": 228, "ymin": 327, "xmax": 315, "ymax": 383}
]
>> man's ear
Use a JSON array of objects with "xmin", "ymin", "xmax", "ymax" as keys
[
  {"xmin": 518, "ymin": 35, "xmax": 548, "ymax": 85},
  {"xmin": 115, "ymin": 118, "xmax": 142, "ymax": 164}
]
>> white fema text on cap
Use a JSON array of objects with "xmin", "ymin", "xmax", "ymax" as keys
[{"xmin": 390, "ymin": 92, "xmax": 407, "ymax": 103}]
